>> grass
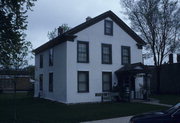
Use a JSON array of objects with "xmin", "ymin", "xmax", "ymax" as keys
[
  {"xmin": 0, "ymin": 93, "xmax": 168, "ymax": 123},
  {"xmin": 150, "ymin": 94, "xmax": 180, "ymax": 105}
]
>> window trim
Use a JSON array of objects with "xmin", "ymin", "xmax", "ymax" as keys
[
  {"xmin": 49, "ymin": 48, "xmax": 54, "ymax": 66},
  {"xmin": 101, "ymin": 44, "xmax": 112, "ymax": 64},
  {"xmin": 104, "ymin": 20, "xmax": 113, "ymax": 36},
  {"xmin": 102, "ymin": 72, "xmax": 112, "ymax": 92},
  {"xmin": 121, "ymin": 46, "xmax": 131, "ymax": 65},
  {"xmin": 77, "ymin": 41, "xmax": 89, "ymax": 63},
  {"xmin": 49, "ymin": 72, "xmax": 53, "ymax": 92},
  {"xmin": 40, "ymin": 54, "xmax": 43, "ymax": 68},
  {"xmin": 77, "ymin": 71, "xmax": 89, "ymax": 93}
]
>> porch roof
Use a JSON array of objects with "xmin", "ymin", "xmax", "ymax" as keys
[{"xmin": 115, "ymin": 62, "xmax": 150, "ymax": 76}]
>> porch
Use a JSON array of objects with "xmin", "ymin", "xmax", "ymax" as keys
[{"xmin": 115, "ymin": 62, "xmax": 151, "ymax": 102}]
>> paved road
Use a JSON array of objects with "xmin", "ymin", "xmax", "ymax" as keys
[{"xmin": 81, "ymin": 116, "xmax": 132, "ymax": 123}]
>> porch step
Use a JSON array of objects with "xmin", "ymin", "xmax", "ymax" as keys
[
  {"xmin": 148, "ymin": 98, "xmax": 160, "ymax": 103},
  {"xmin": 102, "ymin": 96, "xmax": 111, "ymax": 101}
]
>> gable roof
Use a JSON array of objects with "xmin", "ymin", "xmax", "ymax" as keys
[
  {"xmin": 34, "ymin": 10, "xmax": 146, "ymax": 54},
  {"xmin": 115, "ymin": 62, "xmax": 150, "ymax": 75}
]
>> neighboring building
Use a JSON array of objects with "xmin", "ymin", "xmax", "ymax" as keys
[
  {"xmin": 143, "ymin": 53, "xmax": 180, "ymax": 65},
  {"xmin": 34, "ymin": 11, "xmax": 148, "ymax": 104},
  {"xmin": 150, "ymin": 63, "xmax": 180, "ymax": 94},
  {"xmin": 0, "ymin": 70, "xmax": 33, "ymax": 92}
]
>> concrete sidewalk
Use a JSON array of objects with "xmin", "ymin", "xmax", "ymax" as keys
[
  {"xmin": 81, "ymin": 116, "xmax": 132, "ymax": 123},
  {"xmin": 141, "ymin": 101, "xmax": 172, "ymax": 107},
  {"xmin": 133, "ymin": 98, "xmax": 173, "ymax": 107}
]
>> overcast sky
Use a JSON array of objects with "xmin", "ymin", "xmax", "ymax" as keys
[
  {"xmin": 26, "ymin": 0, "xmax": 127, "ymax": 50},
  {"xmin": 25, "ymin": 0, "xmax": 179, "ymax": 65},
  {"xmin": 25, "ymin": 0, "xmax": 156, "ymax": 65}
]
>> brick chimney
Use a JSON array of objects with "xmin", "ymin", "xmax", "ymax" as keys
[
  {"xmin": 86, "ymin": 16, "xmax": 92, "ymax": 21},
  {"xmin": 58, "ymin": 27, "xmax": 64, "ymax": 36},
  {"xmin": 169, "ymin": 54, "xmax": 173, "ymax": 64}
]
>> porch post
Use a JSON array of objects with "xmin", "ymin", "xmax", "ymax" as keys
[{"xmin": 143, "ymin": 73, "xmax": 148, "ymax": 100}]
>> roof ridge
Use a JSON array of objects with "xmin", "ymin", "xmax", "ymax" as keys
[
  {"xmin": 64, "ymin": 10, "xmax": 112, "ymax": 35},
  {"xmin": 34, "ymin": 10, "xmax": 146, "ymax": 54}
]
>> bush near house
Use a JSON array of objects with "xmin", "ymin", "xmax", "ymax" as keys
[{"xmin": 0, "ymin": 93, "xmax": 168, "ymax": 123}]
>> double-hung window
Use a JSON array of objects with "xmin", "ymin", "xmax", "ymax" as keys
[
  {"xmin": 102, "ymin": 44, "xmax": 112, "ymax": 64},
  {"xmin": 49, "ymin": 48, "xmax": 53, "ymax": 66},
  {"xmin": 78, "ymin": 71, "xmax": 89, "ymax": 92},
  {"xmin": 49, "ymin": 73, "xmax": 53, "ymax": 92},
  {"xmin": 121, "ymin": 46, "xmax": 131, "ymax": 65},
  {"xmin": 39, "ymin": 74, "xmax": 43, "ymax": 91},
  {"xmin": 40, "ymin": 54, "xmax": 43, "ymax": 68},
  {"xmin": 77, "ymin": 41, "xmax": 89, "ymax": 63},
  {"xmin": 104, "ymin": 20, "xmax": 113, "ymax": 35},
  {"xmin": 102, "ymin": 72, "xmax": 112, "ymax": 92}
]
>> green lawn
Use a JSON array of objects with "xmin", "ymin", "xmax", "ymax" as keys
[
  {"xmin": 0, "ymin": 93, "xmax": 167, "ymax": 123},
  {"xmin": 151, "ymin": 94, "xmax": 180, "ymax": 105}
]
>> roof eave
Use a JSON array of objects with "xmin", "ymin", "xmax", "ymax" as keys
[
  {"xmin": 34, "ymin": 10, "xmax": 146, "ymax": 54},
  {"xmin": 33, "ymin": 34, "xmax": 77, "ymax": 55},
  {"xmin": 66, "ymin": 10, "xmax": 146, "ymax": 46}
]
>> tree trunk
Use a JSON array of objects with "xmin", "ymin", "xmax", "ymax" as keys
[{"xmin": 156, "ymin": 66, "xmax": 161, "ymax": 94}]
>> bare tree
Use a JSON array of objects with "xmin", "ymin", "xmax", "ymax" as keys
[
  {"xmin": 122, "ymin": 0, "xmax": 180, "ymax": 93},
  {"xmin": 47, "ymin": 24, "xmax": 70, "ymax": 40}
]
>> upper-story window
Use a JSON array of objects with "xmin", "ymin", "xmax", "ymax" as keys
[
  {"xmin": 40, "ymin": 54, "xmax": 43, "ymax": 68},
  {"xmin": 121, "ymin": 46, "xmax": 131, "ymax": 65},
  {"xmin": 102, "ymin": 44, "xmax": 112, "ymax": 64},
  {"xmin": 49, "ymin": 48, "xmax": 54, "ymax": 66},
  {"xmin": 77, "ymin": 41, "xmax": 89, "ymax": 63},
  {"xmin": 104, "ymin": 20, "xmax": 113, "ymax": 36}
]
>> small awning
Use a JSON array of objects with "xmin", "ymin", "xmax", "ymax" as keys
[{"xmin": 115, "ymin": 62, "xmax": 150, "ymax": 76}]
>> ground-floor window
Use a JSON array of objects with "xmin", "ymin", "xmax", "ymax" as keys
[
  {"xmin": 77, "ymin": 71, "xmax": 89, "ymax": 93},
  {"xmin": 39, "ymin": 74, "xmax": 43, "ymax": 91},
  {"xmin": 49, "ymin": 73, "xmax": 53, "ymax": 92},
  {"xmin": 102, "ymin": 72, "xmax": 112, "ymax": 92}
]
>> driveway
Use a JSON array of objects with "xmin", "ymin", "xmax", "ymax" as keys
[{"xmin": 81, "ymin": 116, "xmax": 132, "ymax": 123}]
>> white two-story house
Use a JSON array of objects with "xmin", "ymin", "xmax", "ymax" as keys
[{"xmin": 34, "ymin": 11, "xmax": 147, "ymax": 104}]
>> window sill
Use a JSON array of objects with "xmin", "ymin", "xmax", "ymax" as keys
[
  {"xmin": 102, "ymin": 90, "xmax": 112, "ymax": 92},
  {"xmin": 102, "ymin": 63, "xmax": 112, "ymax": 64},
  {"xmin": 104, "ymin": 33, "xmax": 113, "ymax": 36},
  {"xmin": 78, "ymin": 91, "xmax": 89, "ymax": 93},
  {"xmin": 77, "ymin": 61, "xmax": 89, "ymax": 63}
]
